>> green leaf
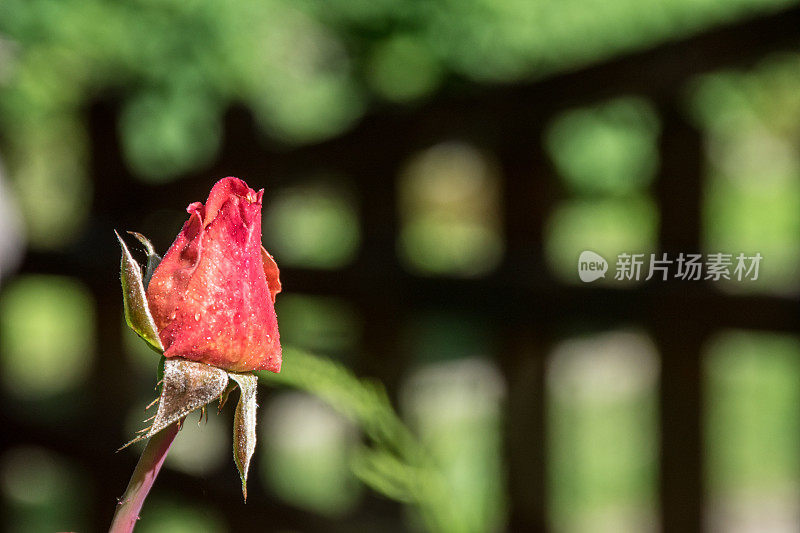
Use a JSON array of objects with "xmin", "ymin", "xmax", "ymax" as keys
[
  {"xmin": 351, "ymin": 448, "xmax": 416, "ymax": 503},
  {"xmin": 229, "ymin": 372, "xmax": 258, "ymax": 502},
  {"xmin": 258, "ymin": 347, "xmax": 451, "ymax": 533},
  {"xmin": 116, "ymin": 230, "xmax": 163, "ymax": 353}
]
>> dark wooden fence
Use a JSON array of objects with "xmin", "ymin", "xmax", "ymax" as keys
[{"xmin": 6, "ymin": 5, "xmax": 800, "ymax": 532}]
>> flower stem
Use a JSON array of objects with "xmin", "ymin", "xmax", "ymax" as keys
[{"xmin": 109, "ymin": 422, "xmax": 180, "ymax": 533}]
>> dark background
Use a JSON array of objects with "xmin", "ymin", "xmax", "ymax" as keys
[{"xmin": 1, "ymin": 1, "xmax": 800, "ymax": 532}]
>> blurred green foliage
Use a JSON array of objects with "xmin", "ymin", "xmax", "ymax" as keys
[
  {"xmin": 402, "ymin": 358, "xmax": 506, "ymax": 533},
  {"xmin": 0, "ymin": 446, "xmax": 90, "ymax": 533},
  {"xmin": 547, "ymin": 331, "xmax": 659, "ymax": 532},
  {"xmin": 260, "ymin": 346, "xmax": 505, "ymax": 533},
  {"xmin": 260, "ymin": 347, "xmax": 455, "ymax": 532},
  {"xmin": 546, "ymin": 197, "xmax": 658, "ymax": 284},
  {"xmin": 163, "ymin": 408, "xmax": 229, "ymax": 476},
  {"xmin": 0, "ymin": 0, "xmax": 794, "ymax": 247},
  {"xmin": 691, "ymin": 54, "xmax": 800, "ymax": 293},
  {"xmin": 263, "ymin": 180, "xmax": 361, "ymax": 269},
  {"xmin": 0, "ymin": 275, "xmax": 94, "ymax": 399},
  {"xmin": 706, "ymin": 331, "xmax": 800, "ymax": 496},
  {"xmin": 275, "ymin": 294, "xmax": 362, "ymax": 359},
  {"xmin": 544, "ymin": 97, "xmax": 659, "ymax": 285},
  {"xmin": 399, "ymin": 142, "xmax": 503, "ymax": 277},
  {"xmin": 135, "ymin": 496, "xmax": 227, "ymax": 533},
  {"xmin": 546, "ymin": 98, "xmax": 659, "ymax": 197},
  {"xmin": 402, "ymin": 312, "xmax": 505, "ymax": 531},
  {"xmin": 262, "ymin": 391, "xmax": 362, "ymax": 515}
]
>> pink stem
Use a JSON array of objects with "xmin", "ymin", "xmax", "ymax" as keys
[{"xmin": 109, "ymin": 422, "xmax": 181, "ymax": 533}]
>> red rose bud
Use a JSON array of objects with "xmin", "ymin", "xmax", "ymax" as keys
[{"xmin": 146, "ymin": 177, "xmax": 282, "ymax": 373}]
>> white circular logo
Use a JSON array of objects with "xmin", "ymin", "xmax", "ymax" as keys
[{"xmin": 578, "ymin": 251, "xmax": 608, "ymax": 282}]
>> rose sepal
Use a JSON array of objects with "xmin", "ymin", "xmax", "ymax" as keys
[
  {"xmin": 128, "ymin": 231, "xmax": 162, "ymax": 289},
  {"xmin": 229, "ymin": 372, "xmax": 258, "ymax": 502},
  {"xmin": 116, "ymin": 230, "xmax": 163, "ymax": 353}
]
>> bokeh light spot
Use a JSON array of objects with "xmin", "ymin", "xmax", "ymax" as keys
[
  {"xmin": 691, "ymin": 55, "xmax": 800, "ymax": 294},
  {"xmin": 398, "ymin": 142, "xmax": 503, "ymax": 277},
  {"xmin": 705, "ymin": 330, "xmax": 800, "ymax": 532},
  {"xmin": 546, "ymin": 97, "xmax": 659, "ymax": 196},
  {"xmin": 401, "ymin": 357, "xmax": 507, "ymax": 532},
  {"xmin": 547, "ymin": 330, "xmax": 660, "ymax": 533},
  {"xmin": 261, "ymin": 391, "xmax": 361, "ymax": 515},
  {"xmin": 263, "ymin": 180, "xmax": 360, "ymax": 269},
  {"xmin": 0, "ymin": 447, "xmax": 89, "ymax": 533},
  {"xmin": 166, "ymin": 408, "xmax": 229, "ymax": 476},
  {"xmin": 545, "ymin": 197, "xmax": 658, "ymax": 285},
  {"xmin": 0, "ymin": 275, "xmax": 94, "ymax": 399},
  {"xmin": 367, "ymin": 35, "xmax": 442, "ymax": 103}
]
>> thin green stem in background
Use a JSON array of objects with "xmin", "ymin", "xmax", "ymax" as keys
[{"xmin": 260, "ymin": 347, "xmax": 456, "ymax": 533}]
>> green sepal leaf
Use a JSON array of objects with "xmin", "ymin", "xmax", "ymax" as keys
[
  {"xmin": 116, "ymin": 230, "xmax": 163, "ymax": 353},
  {"xmin": 229, "ymin": 372, "xmax": 258, "ymax": 502},
  {"xmin": 121, "ymin": 358, "xmax": 229, "ymax": 450},
  {"xmin": 128, "ymin": 231, "xmax": 161, "ymax": 290}
]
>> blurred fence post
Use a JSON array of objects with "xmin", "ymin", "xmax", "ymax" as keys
[
  {"xmin": 653, "ymin": 101, "xmax": 705, "ymax": 533},
  {"xmin": 500, "ymin": 330, "xmax": 549, "ymax": 532},
  {"xmin": 496, "ymin": 132, "xmax": 555, "ymax": 531}
]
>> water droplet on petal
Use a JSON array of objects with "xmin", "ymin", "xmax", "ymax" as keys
[{"xmin": 194, "ymin": 312, "xmax": 201, "ymax": 321}]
